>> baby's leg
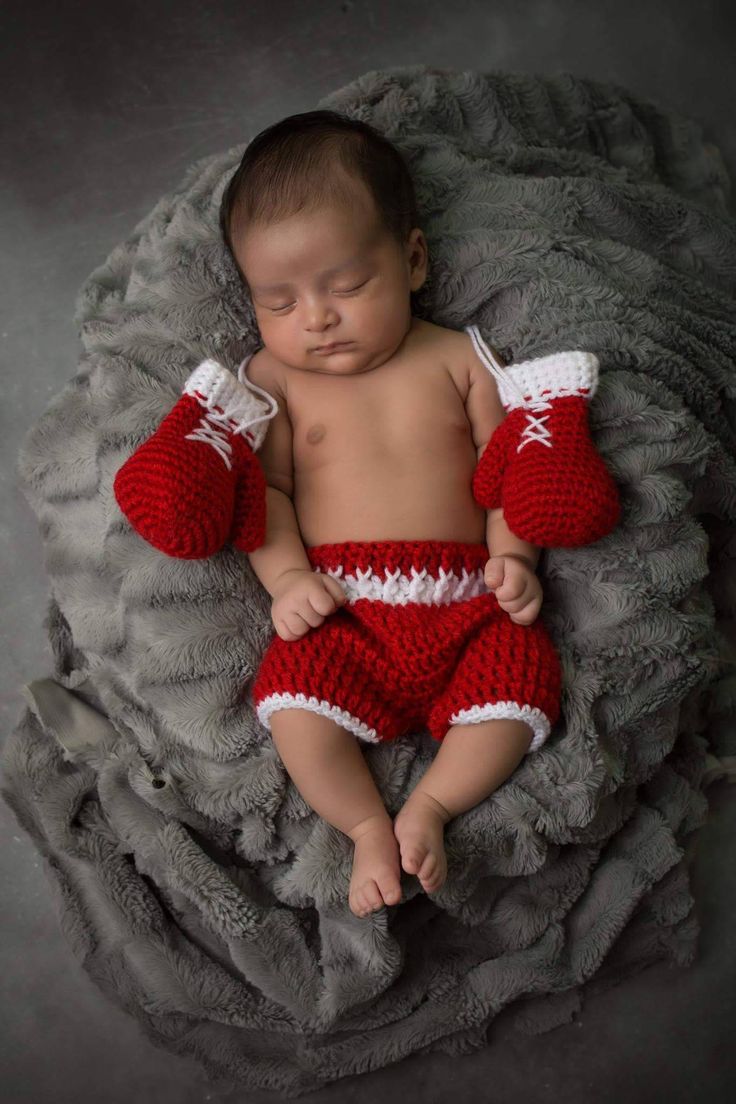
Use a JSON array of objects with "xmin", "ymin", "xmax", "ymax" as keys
[
  {"xmin": 393, "ymin": 719, "xmax": 533, "ymax": 893},
  {"xmin": 269, "ymin": 708, "xmax": 402, "ymax": 917}
]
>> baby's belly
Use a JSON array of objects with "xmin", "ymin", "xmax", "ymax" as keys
[{"xmin": 293, "ymin": 451, "xmax": 488, "ymax": 547}]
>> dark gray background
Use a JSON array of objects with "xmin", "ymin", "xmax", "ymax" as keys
[{"xmin": 2, "ymin": 1, "xmax": 735, "ymax": 1101}]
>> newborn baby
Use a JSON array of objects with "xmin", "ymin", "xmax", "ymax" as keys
[{"xmin": 220, "ymin": 112, "xmax": 563, "ymax": 918}]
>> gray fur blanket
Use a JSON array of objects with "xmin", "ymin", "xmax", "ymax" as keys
[{"xmin": 4, "ymin": 65, "xmax": 736, "ymax": 1096}]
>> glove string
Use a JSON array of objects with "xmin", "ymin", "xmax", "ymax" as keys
[
  {"xmin": 466, "ymin": 325, "xmax": 554, "ymax": 453},
  {"xmin": 184, "ymin": 358, "xmax": 279, "ymax": 468},
  {"xmin": 517, "ymin": 408, "xmax": 553, "ymax": 452},
  {"xmin": 235, "ymin": 354, "xmax": 279, "ymax": 433},
  {"xmin": 234, "ymin": 354, "xmax": 280, "ymax": 439},
  {"xmin": 185, "ymin": 408, "xmax": 238, "ymax": 470}
]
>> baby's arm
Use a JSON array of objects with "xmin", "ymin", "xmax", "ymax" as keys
[
  {"xmin": 250, "ymin": 487, "xmax": 310, "ymax": 597},
  {"xmin": 464, "ymin": 341, "xmax": 541, "ymax": 571},
  {"xmin": 242, "ymin": 353, "xmax": 346, "ymax": 639},
  {"xmin": 242, "ymin": 351, "xmax": 311, "ymax": 597}
]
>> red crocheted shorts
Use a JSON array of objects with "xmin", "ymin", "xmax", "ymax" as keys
[{"xmin": 251, "ymin": 539, "xmax": 562, "ymax": 753}]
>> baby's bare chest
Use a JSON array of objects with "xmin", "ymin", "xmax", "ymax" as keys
[{"xmin": 286, "ymin": 359, "xmax": 471, "ymax": 473}]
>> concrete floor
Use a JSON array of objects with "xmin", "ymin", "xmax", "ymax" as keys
[{"xmin": 1, "ymin": 1, "xmax": 735, "ymax": 1100}]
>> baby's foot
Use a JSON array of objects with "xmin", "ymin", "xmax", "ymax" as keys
[
  {"xmin": 392, "ymin": 790, "xmax": 449, "ymax": 894},
  {"xmin": 348, "ymin": 814, "xmax": 403, "ymax": 918}
]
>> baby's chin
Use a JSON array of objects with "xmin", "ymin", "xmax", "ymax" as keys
[
  {"xmin": 307, "ymin": 363, "xmax": 377, "ymax": 376},
  {"xmin": 300, "ymin": 350, "xmax": 380, "ymax": 375}
]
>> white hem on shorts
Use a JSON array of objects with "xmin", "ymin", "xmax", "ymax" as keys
[
  {"xmin": 449, "ymin": 701, "xmax": 550, "ymax": 752},
  {"xmin": 256, "ymin": 692, "xmax": 551, "ymax": 752},
  {"xmin": 256, "ymin": 692, "xmax": 382, "ymax": 743}
]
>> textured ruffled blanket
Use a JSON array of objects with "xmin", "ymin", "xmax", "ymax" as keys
[{"xmin": 3, "ymin": 66, "xmax": 736, "ymax": 1096}]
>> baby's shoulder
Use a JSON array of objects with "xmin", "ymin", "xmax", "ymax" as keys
[
  {"xmin": 242, "ymin": 346, "xmax": 286, "ymax": 401},
  {"xmin": 413, "ymin": 318, "xmax": 496, "ymax": 384},
  {"xmin": 413, "ymin": 318, "xmax": 485, "ymax": 359},
  {"xmin": 411, "ymin": 318, "xmax": 460, "ymax": 358}
]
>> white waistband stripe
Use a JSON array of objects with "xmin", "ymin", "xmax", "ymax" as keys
[{"xmin": 313, "ymin": 565, "xmax": 488, "ymax": 605}]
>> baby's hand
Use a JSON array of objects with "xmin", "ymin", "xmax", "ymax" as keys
[
  {"xmin": 484, "ymin": 555, "xmax": 542, "ymax": 625},
  {"xmin": 271, "ymin": 569, "xmax": 348, "ymax": 641}
]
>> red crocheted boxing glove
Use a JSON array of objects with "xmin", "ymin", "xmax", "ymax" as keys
[
  {"xmin": 228, "ymin": 442, "xmax": 269, "ymax": 555},
  {"xmin": 472, "ymin": 350, "xmax": 621, "ymax": 547},
  {"xmin": 471, "ymin": 415, "xmax": 518, "ymax": 510},
  {"xmin": 227, "ymin": 355, "xmax": 281, "ymax": 555},
  {"xmin": 113, "ymin": 359, "xmax": 277, "ymax": 558}
]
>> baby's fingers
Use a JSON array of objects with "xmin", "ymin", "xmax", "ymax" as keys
[
  {"xmin": 497, "ymin": 573, "xmax": 539, "ymax": 612},
  {"xmin": 320, "ymin": 576, "xmax": 348, "ymax": 609},
  {"xmin": 507, "ymin": 594, "xmax": 542, "ymax": 625},
  {"xmin": 303, "ymin": 578, "xmax": 347, "ymax": 619},
  {"xmin": 495, "ymin": 575, "xmax": 528, "ymax": 604}
]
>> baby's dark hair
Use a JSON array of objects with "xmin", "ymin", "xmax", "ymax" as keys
[{"xmin": 219, "ymin": 109, "xmax": 420, "ymax": 281}]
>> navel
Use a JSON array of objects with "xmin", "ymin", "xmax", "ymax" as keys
[{"xmin": 306, "ymin": 423, "xmax": 326, "ymax": 445}]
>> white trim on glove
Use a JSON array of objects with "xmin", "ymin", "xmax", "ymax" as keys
[{"xmin": 184, "ymin": 359, "xmax": 278, "ymax": 452}]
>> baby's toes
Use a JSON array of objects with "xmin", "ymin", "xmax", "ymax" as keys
[
  {"xmin": 350, "ymin": 884, "xmax": 379, "ymax": 917},
  {"xmin": 399, "ymin": 841, "xmax": 428, "ymax": 876},
  {"xmin": 418, "ymin": 852, "xmax": 437, "ymax": 882},
  {"xmin": 376, "ymin": 868, "xmax": 402, "ymax": 907},
  {"xmin": 419, "ymin": 852, "xmax": 447, "ymax": 892},
  {"xmin": 420, "ymin": 849, "xmax": 436, "ymax": 871},
  {"xmin": 348, "ymin": 890, "xmax": 364, "ymax": 918}
]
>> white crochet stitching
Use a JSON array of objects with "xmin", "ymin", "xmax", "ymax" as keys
[
  {"xmin": 256, "ymin": 692, "xmax": 550, "ymax": 753},
  {"xmin": 183, "ymin": 357, "xmax": 279, "ymax": 461},
  {"xmin": 235, "ymin": 353, "xmax": 280, "ymax": 445},
  {"xmin": 256, "ymin": 692, "xmax": 381, "ymax": 743},
  {"xmin": 449, "ymin": 701, "xmax": 550, "ymax": 752},
  {"xmin": 464, "ymin": 325, "xmax": 598, "ymax": 455},
  {"xmin": 315, "ymin": 565, "xmax": 488, "ymax": 605},
  {"xmin": 517, "ymin": 404, "xmax": 553, "ymax": 453},
  {"xmin": 185, "ymin": 408, "xmax": 237, "ymax": 469}
]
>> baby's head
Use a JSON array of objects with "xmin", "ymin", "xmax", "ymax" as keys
[{"xmin": 220, "ymin": 110, "xmax": 428, "ymax": 375}]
